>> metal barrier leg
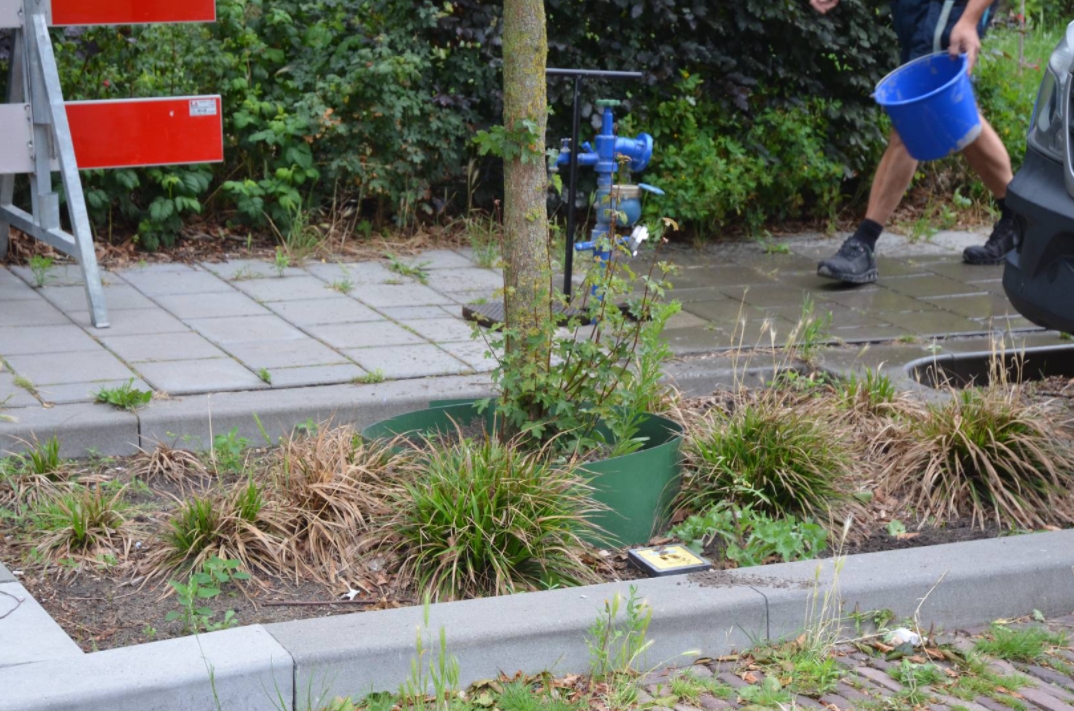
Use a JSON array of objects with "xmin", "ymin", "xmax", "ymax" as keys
[
  {"xmin": 30, "ymin": 14, "xmax": 109, "ymax": 327},
  {"xmin": 0, "ymin": 29, "xmax": 23, "ymax": 261}
]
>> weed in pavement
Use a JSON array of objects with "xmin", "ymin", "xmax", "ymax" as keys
[
  {"xmin": 392, "ymin": 437, "xmax": 600, "ymax": 599},
  {"xmin": 23, "ymin": 436, "xmax": 62, "ymax": 476},
  {"xmin": 258, "ymin": 368, "xmax": 272, "ymax": 385},
  {"xmin": 586, "ymin": 585, "xmax": 653, "ymax": 678},
  {"xmin": 397, "ymin": 600, "xmax": 460, "ymax": 711},
  {"xmin": 889, "ymin": 661, "xmax": 945, "ymax": 706},
  {"xmin": 95, "ymin": 379, "xmax": 153, "ymax": 411},
  {"xmin": 738, "ymin": 675, "xmax": 794, "ymax": 707},
  {"xmin": 975, "ymin": 624, "xmax": 1068, "ymax": 663},
  {"xmin": 789, "ymin": 295, "xmax": 834, "ymax": 363},
  {"xmin": 329, "ymin": 278, "xmax": 354, "ymax": 295},
  {"xmin": 386, "ymin": 253, "xmax": 431, "ymax": 284},
  {"xmin": 28, "ymin": 254, "xmax": 53, "ymax": 287},
  {"xmin": 354, "ymin": 369, "xmax": 386, "ymax": 385},
  {"xmin": 273, "ymin": 247, "xmax": 290, "ymax": 277}
]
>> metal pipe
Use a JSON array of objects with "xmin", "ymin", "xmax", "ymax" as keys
[{"xmin": 563, "ymin": 75, "xmax": 582, "ymax": 297}]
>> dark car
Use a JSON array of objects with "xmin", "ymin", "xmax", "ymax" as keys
[{"xmin": 1004, "ymin": 23, "xmax": 1074, "ymax": 332}]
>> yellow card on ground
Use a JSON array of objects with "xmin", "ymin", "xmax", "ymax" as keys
[{"xmin": 628, "ymin": 545, "xmax": 711, "ymax": 577}]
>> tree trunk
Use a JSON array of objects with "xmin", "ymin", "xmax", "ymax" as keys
[{"xmin": 501, "ymin": 0, "xmax": 551, "ymax": 423}]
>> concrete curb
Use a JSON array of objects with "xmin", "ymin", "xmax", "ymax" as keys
[
  {"xmin": 1, "ymin": 531, "xmax": 1072, "ymax": 710},
  {"xmin": 0, "ymin": 625, "xmax": 294, "ymax": 711},
  {"xmin": 0, "ymin": 561, "xmax": 83, "ymax": 669},
  {"xmin": 0, "ymin": 374, "xmax": 494, "ymax": 457},
  {"xmin": 263, "ymin": 530, "xmax": 1074, "ymax": 706}
]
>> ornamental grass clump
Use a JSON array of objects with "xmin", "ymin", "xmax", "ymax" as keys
[
  {"xmin": 881, "ymin": 386, "xmax": 1074, "ymax": 529},
  {"xmin": 269, "ymin": 424, "xmax": 410, "ymax": 582},
  {"xmin": 30, "ymin": 484, "xmax": 128, "ymax": 562},
  {"xmin": 391, "ymin": 436, "xmax": 602, "ymax": 600},
  {"xmin": 679, "ymin": 393, "xmax": 852, "ymax": 522},
  {"xmin": 150, "ymin": 479, "xmax": 291, "ymax": 580}
]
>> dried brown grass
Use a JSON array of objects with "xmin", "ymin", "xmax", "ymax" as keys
[
  {"xmin": 265, "ymin": 424, "xmax": 412, "ymax": 584},
  {"xmin": 130, "ymin": 442, "xmax": 208, "ymax": 487},
  {"xmin": 879, "ymin": 383, "xmax": 1074, "ymax": 530}
]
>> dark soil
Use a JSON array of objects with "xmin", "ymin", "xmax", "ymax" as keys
[{"xmin": 839, "ymin": 518, "xmax": 1008, "ymax": 556}]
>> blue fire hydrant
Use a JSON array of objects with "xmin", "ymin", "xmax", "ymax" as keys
[{"xmin": 553, "ymin": 99, "xmax": 663, "ymax": 297}]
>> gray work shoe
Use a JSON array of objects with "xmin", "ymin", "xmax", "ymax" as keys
[
  {"xmin": 818, "ymin": 236, "xmax": 878, "ymax": 285},
  {"xmin": 963, "ymin": 218, "xmax": 1015, "ymax": 265}
]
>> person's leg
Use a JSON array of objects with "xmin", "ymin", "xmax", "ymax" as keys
[
  {"xmin": 865, "ymin": 129, "xmax": 920, "ymax": 226},
  {"xmin": 961, "ymin": 116, "xmax": 1017, "ymax": 263},
  {"xmin": 960, "ymin": 117, "xmax": 1013, "ymax": 199},
  {"xmin": 817, "ymin": 0, "xmax": 926, "ymax": 285},
  {"xmin": 817, "ymin": 129, "xmax": 920, "ymax": 284}
]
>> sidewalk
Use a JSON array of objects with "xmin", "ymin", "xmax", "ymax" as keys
[{"xmin": 0, "ymin": 227, "xmax": 1066, "ymax": 426}]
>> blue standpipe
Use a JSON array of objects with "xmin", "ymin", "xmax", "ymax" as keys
[{"xmin": 553, "ymin": 99, "xmax": 660, "ymax": 298}]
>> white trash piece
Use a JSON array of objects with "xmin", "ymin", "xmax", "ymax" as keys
[{"xmin": 887, "ymin": 627, "xmax": 923, "ymax": 647}]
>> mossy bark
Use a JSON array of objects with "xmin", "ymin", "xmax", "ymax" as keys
[{"xmin": 501, "ymin": 0, "xmax": 551, "ymax": 425}]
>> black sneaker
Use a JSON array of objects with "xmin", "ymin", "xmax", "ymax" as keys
[
  {"xmin": 817, "ymin": 236, "xmax": 878, "ymax": 284},
  {"xmin": 963, "ymin": 218, "xmax": 1015, "ymax": 265}
]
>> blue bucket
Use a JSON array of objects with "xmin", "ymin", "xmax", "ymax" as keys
[{"xmin": 875, "ymin": 53, "xmax": 982, "ymax": 162}]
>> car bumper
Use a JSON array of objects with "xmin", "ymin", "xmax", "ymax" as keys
[{"xmin": 1003, "ymin": 145, "xmax": 1074, "ymax": 333}]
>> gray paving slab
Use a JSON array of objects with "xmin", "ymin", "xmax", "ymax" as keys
[
  {"xmin": 101, "ymin": 332, "xmax": 228, "ymax": 363},
  {"xmin": 355, "ymin": 282, "xmax": 455, "ymax": 308},
  {"xmin": 0, "ymin": 401, "xmax": 139, "ymax": 457},
  {"xmin": 201, "ymin": 259, "xmax": 305, "ymax": 280},
  {"xmin": 344, "ymin": 344, "xmax": 472, "ymax": 378},
  {"xmin": 0, "ymin": 278, "xmax": 40, "ymax": 300},
  {"xmin": 138, "ymin": 373, "xmax": 492, "ymax": 450},
  {"xmin": 930, "ymin": 230, "xmax": 991, "ymax": 252},
  {"xmin": 720, "ymin": 284, "xmax": 833, "ymax": 309},
  {"xmin": 0, "ymin": 560, "xmax": 13, "ymax": 583},
  {"xmin": 883, "ymin": 273, "xmax": 989, "ymax": 299},
  {"xmin": 4, "ymin": 350, "xmax": 136, "ymax": 386},
  {"xmin": 924, "ymin": 293, "xmax": 1023, "ymax": 320},
  {"xmin": 265, "ymin": 363, "xmax": 367, "ymax": 388},
  {"xmin": 153, "ymin": 291, "xmax": 269, "ymax": 319},
  {"xmin": 409, "ymin": 249, "xmax": 476, "ymax": 269},
  {"xmin": 225, "ymin": 338, "xmax": 349, "ymax": 369},
  {"xmin": 0, "ymin": 369, "xmax": 39, "ymax": 408},
  {"xmin": 671, "ymin": 265, "xmax": 774, "ymax": 290},
  {"xmin": 422, "ymin": 267, "xmax": 505, "ymax": 293},
  {"xmin": 400, "ymin": 317, "xmax": 476, "ymax": 343},
  {"xmin": 121, "ymin": 268, "xmax": 232, "ymax": 296},
  {"xmin": 306, "ymin": 321, "xmax": 425, "ymax": 349},
  {"xmin": 38, "ymin": 378, "xmax": 153, "ymax": 406},
  {"xmin": 306, "ymin": 260, "xmax": 398, "ymax": 284},
  {"xmin": 0, "ymin": 298, "xmax": 71, "ymax": 327},
  {"xmin": 376, "ymin": 305, "xmax": 457, "ymax": 320},
  {"xmin": 136, "ymin": 358, "xmax": 267, "ymax": 395},
  {"xmin": 66, "ymin": 308, "xmax": 192, "ymax": 336},
  {"xmin": 230, "ymin": 274, "xmax": 338, "ymax": 302},
  {"xmin": 185, "ymin": 315, "xmax": 306, "ymax": 344},
  {"xmin": 38, "ymin": 284, "xmax": 157, "ymax": 311},
  {"xmin": 439, "ymin": 340, "xmax": 501, "ymax": 372},
  {"xmin": 882, "ymin": 309, "xmax": 991, "ymax": 337},
  {"xmin": 824, "ymin": 287, "xmax": 933, "ymax": 314},
  {"xmin": 835, "ymin": 324, "xmax": 914, "ymax": 343},
  {"xmin": 265, "ymin": 296, "xmax": 382, "ymax": 325},
  {"xmin": 0, "ymin": 580, "xmax": 83, "ymax": 669},
  {"xmin": 923, "ymin": 260, "xmax": 1005, "ymax": 282},
  {"xmin": 10, "ymin": 263, "xmax": 127, "ymax": 287},
  {"xmin": 442, "ymin": 289, "xmax": 498, "ymax": 305},
  {"xmin": 0, "ymin": 625, "xmax": 293, "ymax": 711},
  {"xmin": 681, "ymin": 298, "xmax": 764, "ymax": 323},
  {"xmin": 0, "ymin": 324, "xmax": 103, "ymax": 356}
]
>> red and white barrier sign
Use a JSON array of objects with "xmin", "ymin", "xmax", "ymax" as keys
[
  {"xmin": 67, "ymin": 97, "xmax": 224, "ymax": 170},
  {"xmin": 50, "ymin": 0, "xmax": 217, "ymax": 26}
]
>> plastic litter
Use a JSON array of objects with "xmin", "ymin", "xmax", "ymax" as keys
[{"xmin": 887, "ymin": 628, "xmax": 923, "ymax": 647}]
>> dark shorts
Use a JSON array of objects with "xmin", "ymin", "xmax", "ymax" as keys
[{"xmin": 891, "ymin": 0, "xmax": 998, "ymax": 65}]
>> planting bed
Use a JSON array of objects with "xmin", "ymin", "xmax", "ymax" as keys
[{"xmin": 4, "ymin": 365, "xmax": 1074, "ymax": 653}]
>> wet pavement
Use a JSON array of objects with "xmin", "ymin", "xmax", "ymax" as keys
[{"xmin": 0, "ymin": 227, "xmax": 1067, "ymax": 410}]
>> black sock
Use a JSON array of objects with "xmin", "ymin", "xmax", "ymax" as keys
[
  {"xmin": 854, "ymin": 219, "xmax": 883, "ymax": 251},
  {"xmin": 997, "ymin": 198, "xmax": 1013, "ymax": 222}
]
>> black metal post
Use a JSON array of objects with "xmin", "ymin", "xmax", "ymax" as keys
[
  {"xmin": 545, "ymin": 68, "xmax": 643, "ymax": 300},
  {"xmin": 563, "ymin": 75, "xmax": 582, "ymax": 297}
]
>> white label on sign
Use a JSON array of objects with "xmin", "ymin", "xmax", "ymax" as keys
[{"xmin": 189, "ymin": 99, "xmax": 218, "ymax": 117}]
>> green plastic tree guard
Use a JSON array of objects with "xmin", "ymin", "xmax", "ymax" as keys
[{"xmin": 361, "ymin": 401, "xmax": 684, "ymax": 546}]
